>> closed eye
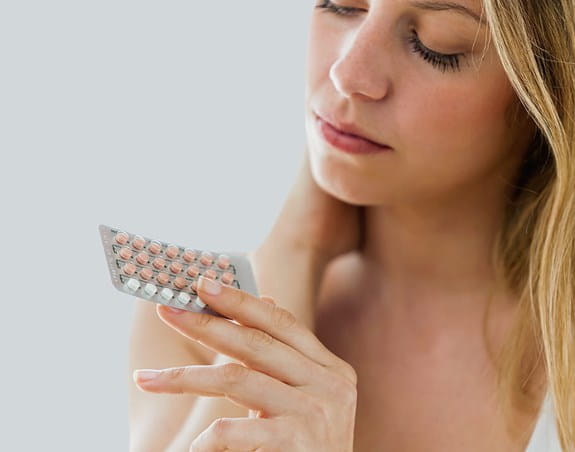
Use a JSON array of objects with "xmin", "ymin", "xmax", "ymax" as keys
[{"xmin": 315, "ymin": 0, "xmax": 465, "ymax": 73}]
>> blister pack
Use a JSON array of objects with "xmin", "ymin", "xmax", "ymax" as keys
[{"xmin": 99, "ymin": 224, "xmax": 259, "ymax": 317}]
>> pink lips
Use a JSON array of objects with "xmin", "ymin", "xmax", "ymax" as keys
[{"xmin": 315, "ymin": 115, "xmax": 392, "ymax": 155}]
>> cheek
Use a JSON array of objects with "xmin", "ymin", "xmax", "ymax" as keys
[
  {"xmin": 400, "ymin": 68, "xmax": 517, "ymax": 195},
  {"xmin": 304, "ymin": 20, "xmax": 521, "ymax": 205}
]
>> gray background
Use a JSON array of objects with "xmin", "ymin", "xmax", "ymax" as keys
[{"xmin": 1, "ymin": 1, "xmax": 310, "ymax": 450}]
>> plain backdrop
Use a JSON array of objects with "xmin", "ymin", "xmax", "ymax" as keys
[{"xmin": 0, "ymin": 1, "xmax": 311, "ymax": 450}]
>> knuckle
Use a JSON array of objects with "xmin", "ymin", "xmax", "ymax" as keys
[
  {"xmin": 331, "ymin": 358, "xmax": 358, "ymax": 385},
  {"xmin": 343, "ymin": 379, "xmax": 358, "ymax": 406},
  {"xmin": 219, "ymin": 362, "xmax": 250, "ymax": 385},
  {"xmin": 342, "ymin": 362, "xmax": 358, "ymax": 385},
  {"xmin": 270, "ymin": 305, "xmax": 297, "ymax": 330},
  {"xmin": 332, "ymin": 376, "xmax": 358, "ymax": 407},
  {"xmin": 190, "ymin": 418, "xmax": 236, "ymax": 452},
  {"xmin": 190, "ymin": 312, "xmax": 213, "ymax": 328},
  {"xmin": 321, "ymin": 370, "xmax": 357, "ymax": 399},
  {"xmin": 307, "ymin": 396, "xmax": 330, "ymax": 422},
  {"xmin": 235, "ymin": 289, "xmax": 251, "ymax": 309},
  {"xmin": 210, "ymin": 417, "xmax": 234, "ymax": 436},
  {"xmin": 164, "ymin": 366, "xmax": 189, "ymax": 381},
  {"xmin": 246, "ymin": 327, "xmax": 275, "ymax": 350}
]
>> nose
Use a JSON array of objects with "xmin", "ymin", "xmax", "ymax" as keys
[{"xmin": 329, "ymin": 20, "xmax": 392, "ymax": 101}]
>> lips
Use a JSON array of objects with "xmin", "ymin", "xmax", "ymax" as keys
[{"xmin": 314, "ymin": 111, "xmax": 391, "ymax": 148}]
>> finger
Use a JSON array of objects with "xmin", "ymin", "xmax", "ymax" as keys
[
  {"xmin": 156, "ymin": 303, "xmax": 324, "ymax": 387},
  {"xmin": 133, "ymin": 363, "xmax": 305, "ymax": 416},
  {"xmin": 190, "ymin": 275, "xmax": 347, "ymax": 375},
  {"xmin": 190, "ymin": 417, "xmax": 276, "ymax": 452}
]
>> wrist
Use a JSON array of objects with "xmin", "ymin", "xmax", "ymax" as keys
[
  {"xmin": 248, "ymin": 239, "xmax": 327, "ymax": 332},
  {"xmin": 255, "ymin": 229, "xmax": 331, "ymax": 272}
]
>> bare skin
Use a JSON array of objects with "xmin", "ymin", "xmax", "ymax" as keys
[
  {"xmin": 313, "ymin": 253, "xmax": 544, "ymax": 451},
  {"xmin": 305, "ymin": 0, "xmax": 543, "ymax": 449},
  {"xmin": 130, "ymin": 0, "xmax": 547, "ymax": 450}
]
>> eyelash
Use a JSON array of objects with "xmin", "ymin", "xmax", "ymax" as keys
[{"xmin": 315, "ymin": 0, "xmax": 463, "ymax": 73}]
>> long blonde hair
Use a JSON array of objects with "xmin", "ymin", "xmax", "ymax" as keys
[{"xmin": 481, "ymin": 0, "xmax": 575, "ymax": 449}]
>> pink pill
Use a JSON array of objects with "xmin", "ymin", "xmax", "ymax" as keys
[
  {"xmin": 132, "ymin": 236, "xmax": 145, "ymax": 250},
  {"xmin": 115, "ymin": 232, "xmax": 129, "ymax": 245},
  {"xmin": 139, "ymin": 267, "xmax": 153, "ymax": 281},
  {"xmin": 165, "ymin": 245, "xmax": 179, "ymax": 259},
  {"xmin": 148, "ymin": 241, "xmax": 162, "ymax": 255},
  {"xmin": 156, "ymin": 272, "xmax": 170, "ymax": 285},
  {"xmin": 174, "ymin": 277, "xmax": 187, "ymax": 289},
  {"xmin": 221, "ymin": 272, "xmax": 235, "ymax": 285},
  {"xmin": 136, "ymin": 252, "xmax": 149, "ymax": 265},
  {"xmin": 199, "ymin": 251, "xmax": 213, "ymax": 266},
  {"xmin": 169, "ymin": 261, "xmax": 183, "ymax": 274},
  {"xmin": 203, "ymin": 269, "xmax": 217, "ymax": 280},
  {"xmin": 122, "ymin": 263, "xmax": 136, "ymax": 276},
  {"xmin": 182, "ymin": 249, "xmax": 196, "ymax": 263},
  {"xmin": 152, "ymin": 258, "xmax": 166, "ymax": 270},
  {"xmin": 119, "ymin": 247, "xmax": 132, "ymax": 260},
  {"xmin": 186, "ymin": 265, "xmax": 200, "ymax": 278},
  {"xmin": 216, "ymin": 254, "xmax": 230, "ymax": 270}
]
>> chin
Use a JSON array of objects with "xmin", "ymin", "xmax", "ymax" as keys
[{"xmin": 308, "ymin": 144, "xmax": 387, "ymax": 206}]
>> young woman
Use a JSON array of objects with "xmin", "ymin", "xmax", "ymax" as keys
[{"xmin": 128, "ymin": 0, "xmax": 575, "ymax": 450}]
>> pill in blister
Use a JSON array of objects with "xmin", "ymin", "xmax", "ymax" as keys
[
  {"xmin": 221, "ymin": 272, "xmax": 234, "ymax": 285},
  {"xmin": 123, "ymin": 262, "xmax": 136, "ymax": 275},
  {"xmin": 216, "ymin": 254, "xmax": 230, "ymax": 270},
  {"xmin": 160, "ymin": 288, "xmax": 174, "ymax": 301},
  {"xmin": 194, "ymin": 296, "xmax": 206, "ymax": 308},
  {"xmin": 119, "ymin": 247, "xmax": 133, "ymax": 260},
  {"xmin": 136, "ymin": 252, "xmax": 149, "ymax": 265},
  {"xmin": 174, "ymin": 276, "xmax": 187, "ymax": 289},
  {"xmin": 152, "ymin": 257, "xmax": 166, "ymax": 270},
  {"xmin": 199, "ymin": 251, "xmax": 213, "ymax": 266},
  {"xmin": 186, "ymin": 265, "xmax": 200, "ymax": 278},
  {"xmin": 132, "ymin": 235, "xmax": 146, "ymax": 250},
  {"xmin": 169, "ymin": 261, "xmax": 183, "ymax": 274},
  {"xmin": 182, "ymin": 249, "xmax": 196, "ymax": 263},
  {"xmin": 157, "ymin": 272, "xmax": 170, "ymax": 285},
  {"xmin": 204, "ymin": 269, "xmax": 217, "ymax": 280},
  {"xmin": 140, "ymin": 268, "xmax": 153, "ymax": 281},
  {"xmin": 100, "ymin": 224, "xmax": 260, "ymax": 318},
  {"xmin": 126, "ymin": 278, "xmax": 140, "ymax": 291},
  {"xmin": 115, "ymin": 232, "xmax": 129, "ymax": 245},
  {"xmin": 177, "ymin": 292, "xmax": 191, "ymax": 304},
  {"xmin": 148, "ymin": 241, "xmax": 162, "ymax": 255},
  {"xmin": 144, "ymin": 283, "xmax": 157, "ymax": 296},
  {"xmin": 165, "ymin": 245, "xmax": 179, "ymax": 259}
]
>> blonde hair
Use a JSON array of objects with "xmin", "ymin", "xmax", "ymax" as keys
[{"xmin": 480, "ymin": 0, "xmax": 575, "ymax": 449}]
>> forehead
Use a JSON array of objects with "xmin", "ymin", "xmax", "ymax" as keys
[
  {"xmin": 410, "ymin": 1, "xmax": 485, "ymax": 24},
  {"xmin": 371, "ymin": 0, "xmax": 486, "ymax": 26}
]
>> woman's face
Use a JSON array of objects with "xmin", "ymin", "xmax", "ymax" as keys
[{"xmin": 304, "ymin": 0, "xmax": 536, "ymax": 206}]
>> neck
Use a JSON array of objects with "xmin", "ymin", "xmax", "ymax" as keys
[{"xmin": 359, "ymin": 178, "xmax": 512, "ymax": 308}]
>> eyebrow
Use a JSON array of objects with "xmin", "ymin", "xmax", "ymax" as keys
[{"xmin": 409, "ymin": 1, "xmax": 487, "ymax": 26}]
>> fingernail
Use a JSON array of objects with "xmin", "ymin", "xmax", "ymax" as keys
[
  {"xmin": 164, "ymin": 306, "xmax": 185, "ymax": 314},
  {"xmin": 134, "ymin": 369, "xmax": 161, "ymax": 382},
  {"xmin": 198, "ymin": 275, "xmax": 221, "ymax": 295}
]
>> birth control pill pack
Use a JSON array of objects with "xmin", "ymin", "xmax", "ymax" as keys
[{"xmin": 99, "ymin": 224, "xmax": 259, "ymax": 317}]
